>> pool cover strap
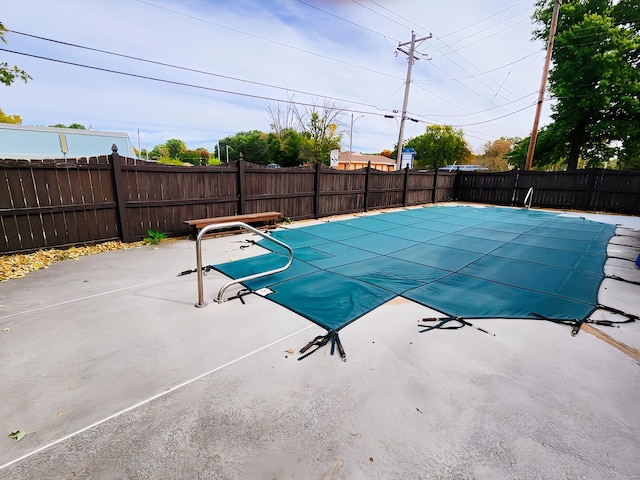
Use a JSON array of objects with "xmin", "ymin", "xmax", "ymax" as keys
[
  {"xmin": 531, "ymin": 312, "xmax": 588, "ymax": 336},
  {"xmin": 298, "ymin": 330, "xmax": 346, "ymax": 362},
  {"xmin": 418, "ymin": 317, "xmax": 495, "ymax": 336}
]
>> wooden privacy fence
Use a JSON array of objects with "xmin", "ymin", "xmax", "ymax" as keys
[
  {"xmin": 1, "ymin": 147, "xmax": 455, "ymax": 254},
  {"xmin": 457, "ymin": 168, "xmax": 640, "ymax": 214},
  {"xmin": 2, "ymin": 147, "xmax": 638, "ymax": 255}
]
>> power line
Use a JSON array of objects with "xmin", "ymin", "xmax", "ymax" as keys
[
  {"xmin": 9, "ymin": 30, "xmax": 386, "ymax": 112},
  {"xmin": 290, "ymin": 0, "xmax": 537, "ymax": 116},
  {"xmin": 413, "ymin": 51, "xmax": 541, "ymax": 84},
  {"xmin": 349, "ymin": 0, "xmax": 408, "ymax": 30},
  {"xmin": 136, "ymin": 0, "xmax": 403, "ymax": 81},
  {"xmin": 441, "ymin": 17, "xmax": 532, "ymax": 54},
  {"xmin": 297, "ymin": 0, "xmax": 398, "ymax": 41},
  {"xmin": 298, "ymin": 0, "xmax": 530, "ymax": 109},
  {"xmin": 0, "ymin": 48, "xmax": 391, "ymax": 118},
  {"xmin": 439, "ymin": 4, "xmax": 529, "ymax": 40},
  {"xmin": 364, "ymin": 1, "xmax": 535, "ymax": 104},
  {"xmin": 445, "ymin": 103, "xmax": 537, "ymax": 127},
  {"xmin": 410, "ymin": 90, "xmax": 539, "ymax": 118},
  {"xmin": 440, "ymin": 8, "xmax": 532, "ymax": 48}
]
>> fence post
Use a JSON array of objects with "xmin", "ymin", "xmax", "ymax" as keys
[
  {"xmin": 314, "ymin": 162, "xmax": 321, "ymax": 219},
  {"xmin": 431, "ymin": 167, "xmax": 438, "ymax": 204},
  {"xmin": 237, "ymin": 157, "xmax": 246, "ymax": 215},
  {"xmin": 364, "ymin": 161, "xmax": 371, "ymax": 212},
  {"xmin": 109, "ymin": 144, "xmax": 131, "ymax": 242},
  {"xmin": 453, "ymin": 168, "xmax": 461, "ymax": 201},
  {"xmin": 510, "ymin": 170, "xmax": 520, "ymax": 206},
  {"xmin": 403, "ymin": 165, "xmax": 410, "ymax": 207}
]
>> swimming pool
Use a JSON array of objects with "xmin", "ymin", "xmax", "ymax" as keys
[{"xmin": 214, "ymin": 205, "xmax": 616, "ymax": 333}]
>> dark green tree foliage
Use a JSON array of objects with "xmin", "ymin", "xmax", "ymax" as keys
[
  {"xmin": 534, "ymin": 0, "xmax": 640, "ymax": 170},
  {"xmin": 405, "ymin": 125, "xmax": 471, "ymax": 170},
  {"xmin": 177, "ymin": 150, "xmax": 201, "ymax": 166},
  {"xmin": 164, "ymin": 138, "xmax": 187, "ymax": 158},
  {"xmin": 266, "ymin": 129, "xmax": 304, "ymax": 167},
  {"xmin": 507, "ymin": 124, "xmax": 568, "ymax": 170},
  {"xmin": 219, "ymin": 130, "xmax": 268, "ymax": 164}
]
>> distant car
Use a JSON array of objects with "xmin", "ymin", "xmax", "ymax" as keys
[{"xmin": 266, "ymin": 163, "xmax": 280, "ymax": 168}]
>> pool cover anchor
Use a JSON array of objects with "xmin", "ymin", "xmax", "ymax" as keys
[
  {"xmin": 531, "ymin": 313, "xmax": 587, "ymax": 336},
  {"xmin": 177, "ymin": 264, "xmax": 216, "ymax": 277},
  {"xmin": 219, "ymin": 287, "xmax": 252, "ymax": 305},
  {"xmin": 418, "ymin": 317, "xmax": 496, "ymax": 337},
  {"xmin": 298, "ymin": 330, "xmax": 346, "ymax": 362}
]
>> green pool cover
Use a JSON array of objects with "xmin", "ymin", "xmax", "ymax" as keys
[{"xmin": 214, "ymin": 206, "xmax": 615, "ymax": 332}]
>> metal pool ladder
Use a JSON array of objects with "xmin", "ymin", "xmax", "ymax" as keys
[
  {"xmin": 194, "ymin": 221, "xmax": 293, "ymax": 307},
  {"xmin": 524, "ymin": 187, "xmax": 534, "ymax": 209}
]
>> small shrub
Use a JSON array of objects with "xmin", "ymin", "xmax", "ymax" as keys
[{"xmin": 144, "ymin": 230, "xmax": 167, "ymax": 245}]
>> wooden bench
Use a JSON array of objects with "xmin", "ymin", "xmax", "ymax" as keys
[{"xmin": 184, "ymin": 211, "xmax": 282, "ymax": 237}]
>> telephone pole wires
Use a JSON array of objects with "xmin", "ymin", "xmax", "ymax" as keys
[
  {"xmin": 395, "ymin": 31, "xmax": 431, "ymax": 170},
  {"xmin": 525, "ymin": 0, "xmax": 562, "ymax": 170}
]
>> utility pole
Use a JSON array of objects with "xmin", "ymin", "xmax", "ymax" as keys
[
  {"xmin": 525, "ymin": 0, "xmax": 562, "ymax": 170},
  {"xmin": 395, "ymin": 31, "xmax": 431, "ymax": 170}
]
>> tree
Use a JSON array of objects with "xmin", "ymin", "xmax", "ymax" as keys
[
  {"xmin": 0, "ymin": 107, "xmax": 21, "ymax": 124},
  {"xmin": 266, "ymin": 99, "xmax": 298, "ymax": 137},
  {"xmin": 195, "ymin": 147, "xmax": 210, "ymax": 165},
  {"xmin": 507, "ymin": 124, "xmax": 568, "ymax": 170},
  {"xmin": 533, "ymin": 0, "xmax": 640, "ymax": 170},
  {"xmin": 165, "ymin": 138, "xmax": 187, "ymax": 159},
  {"xmin": 477, "ymin": 137, "xmax": 518, "ymax": 171},
  {"xmin": 266, "ymin": 128, "xmax": 304, "ymax": 167},
  {"xmin": 405, "ymin": 125, "xmax": 471, "ymax": 170},
  {"xmin": 219, "ymin": 130, "xmax": 269, "ymax": 164},
  {"xmin": 294, "ymin": 101, "xmax": 344, "ymax": 165},
  {"xmin": 149, "ymin": 143, "xmax": 169, "ymax": 161},
  {"xmin": 1, "ymin": 22, "xmax": 31, "ymax": 87}
]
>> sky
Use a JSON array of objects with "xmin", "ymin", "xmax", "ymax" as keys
[{"xmin": 1, "ymin": 0, "xmax": 554, "ymax": 158}]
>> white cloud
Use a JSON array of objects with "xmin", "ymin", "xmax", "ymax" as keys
[{"xmin": 2, "ymin": 0, "xmax": 552, "ymax": 156}]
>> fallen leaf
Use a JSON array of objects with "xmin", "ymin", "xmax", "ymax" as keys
[
  {"xmin": 8, "ymin": 430, "xmax": 26, "ymax": 442},
  {"xmin": 0, "ymin": 241, "xmax": 145, "ymax": 282},
  {"xmin": 2, "ymin": 328, "xmax": 9, "ymax": 333},
  {"xmin": 284, "ymin": 348, "xmax": 295, "ymax": 355},
  {"xmin": 369, "ymin": 456, "xmax": 374, "ymax": 462}
]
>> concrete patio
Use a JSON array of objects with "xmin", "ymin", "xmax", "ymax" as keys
[{"xmin": 1, "ymin": 206, "xmax": 639, "ymax": 479}]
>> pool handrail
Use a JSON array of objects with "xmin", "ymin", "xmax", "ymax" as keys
[
  {"xmin": 195, "ymin": 221, "xmax": 293, "ymax": 306},
  {"xmin": 524, "ymin": 187, "xmax": 534, "ymax": 209}
]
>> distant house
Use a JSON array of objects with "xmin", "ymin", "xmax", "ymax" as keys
[
  {"xmin": 0, "ymin": 124, "xmax": 137, "ymax": 160},
  {"xmin": 337, "ymin": 152, "xmax": 396, "ymax": 171}
]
